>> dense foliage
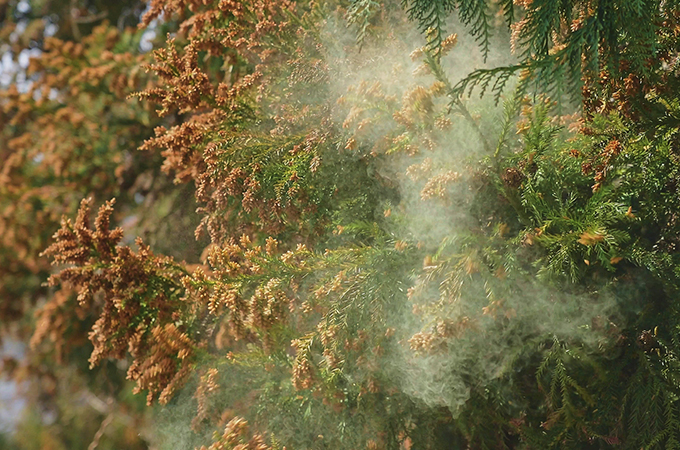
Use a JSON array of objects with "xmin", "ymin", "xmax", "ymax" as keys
[{"xmin": 2, "ymin": 0, "xmax": 680, "ymax": 449}]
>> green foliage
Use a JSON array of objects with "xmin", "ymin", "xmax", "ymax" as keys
[
  {"xmin": 5, "ymin": 0, "xmax": 680, "ymax": 449},
  {"xmin": 394, "ymin": 0, "xmax": 491, "ymax": 58},
  {"xmin": 400, "ymin": 0, "xmax": 456, "ymax": 56},
  {"xmin": 402, "ymin": 0, "xmax": 678, "ymax": 105},
  {"xmin": 346, "ymin": 0, "xmax": 382, "ymax": 47}
]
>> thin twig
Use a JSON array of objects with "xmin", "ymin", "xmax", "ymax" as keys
[
  {"xmin": 70, "ymin": 0, "xmax": 108, "ymax": 41},
  {"xmin": 87, "ymin": 413, "xmax": 114, "ymax": 450}
]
